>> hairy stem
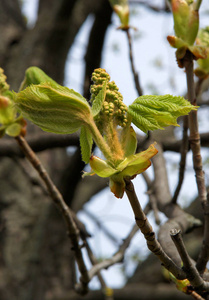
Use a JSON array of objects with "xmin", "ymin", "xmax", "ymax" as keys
[
  {"xmin": 125, "ymin": 179, "xmax": 186, "ymax": 280},
  {"xmin": 87, "ymin": 117, "xmax": 113, "ymax": 163},
  {"xmin": 183, "ymin": 50, "xmax": 209, "ymax": 274},
  {"xmin": 15, "ymin": 135, "xmax": 89, "ymax": 294}
]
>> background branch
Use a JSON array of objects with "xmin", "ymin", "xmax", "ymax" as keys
[{"xmin": 15, "ymin": 135, "xmax": 89, "ymax": 294}]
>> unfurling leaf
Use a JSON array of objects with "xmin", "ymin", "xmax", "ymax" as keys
[
  {"xmin": 169, "ymin": 0, "xmax": 200, "ymax": 46},
  {"xmin": 119, "ymin": 125, "xmax": 137, "ymax": 157},
  {"xmin": 89, "ymin": 143, "xmax": 158, "ymax": 198},
  {"xmin": 5, "ymin": 123, "xmax": 22, "ymax": 137},
  {"xmin": 195, "ymin": 27, "xmax": 209, "ymax": 78},
  {"xmin": 80, "ymin": 126, "xmax": 93, "ymax": 163},
  {"xmin": 128, "ymin": 94, "xmax": 197, "ymax": 133},
  {"xmin": 14, "ymin": 83, "xmax": 93, "ymax": 134},
  {"xmin": 0, "ymin": 95, "xmax": 16, "ymax": 125},
  {"xmin": 109, "ymin": 0, "xmax": 129, "ymax": 28},
  {"xmin": 19, "ymin": 66, "xmax": 60, "ymax": 90},
  {"xmin": 92, "ymin": 81, "xmax": 107, "ymax": 117}
]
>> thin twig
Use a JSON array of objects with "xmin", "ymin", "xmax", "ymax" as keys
[
  {"xmin": 172, "ymin": 116, "xmax": 189, "ymax": 203},
  {"xmin": 15, "ymin": 135, "xmax": 89, "ymax": 295},
  {"xmin": 142, "ymin": 172, "xmax": 160, "ymax": 224},
  {"xmin": 170, "ymin": 229, "xmax": 209, "ymax": 292},
  {"xmin": 76, "ymin": 223, "xmax": 139, "ymax": 290},
  {"xmin": 190, "ymin": 291, "xmax": 205, "ymax": 300},
  {"xmin": 126, "ymin": 29, "xmax": 143, "ymax": 96},
  {"xmin": 183, "ymin": 51, "xmax": 209, "ymax": 274},
  {"xmin": 85, "ymin": 241, "xmax": 114, "ymax": 300},
  {"xmin": 124, "ymin": 179, "xmax": 186, "ymax": 280},
  {"xmin": 83, "ymin": 208, "xmax": 119, "ymax": 245},
  {"xmin": 184, "ymin": 51, "xmax": 207, "ymax": 206}
]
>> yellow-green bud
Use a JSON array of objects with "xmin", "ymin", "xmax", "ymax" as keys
[{"xmin": 0, "ymin": 68, "xmax": 10, "ymax": 95}]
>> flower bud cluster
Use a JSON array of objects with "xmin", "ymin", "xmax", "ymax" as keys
[{"xmin": 91, "ymin": 68, "xmax": 128, "ymax": 127}]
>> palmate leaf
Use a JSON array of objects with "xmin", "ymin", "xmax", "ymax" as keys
[{"xmin": 128, "ymin": 94, "xmax": 197, "ymax": 133}]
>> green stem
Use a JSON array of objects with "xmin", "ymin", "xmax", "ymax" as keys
[
  {"xmin": 105, "ymin": 120, "xmax": 124, "ymax": 163},
  {"xmin": 87, "ymin": 117, "xmax": 113, "ymax": 163}
]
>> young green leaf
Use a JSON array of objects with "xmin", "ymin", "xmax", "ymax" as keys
[
  {"xmin": 119, "ymin": 125, "xmax": 137, "ymax": 157},
  {"xmin": 92, "ymin": 81, "xmax": 107, "ymax": 117},
  {"xmin": 0, "ymin": 95, "xmax": 16, "ymax": 125},
  {"xmin": 19, "ymin": 66, "xmax": 60, "ymax": 91},
  {"xmin": 109, "ymin": 0, "xmax": 129, "ymax": 28},
  {"xmin": 128, "ymin": 94, "xmax": 197, "ymax": 133},
  {"xmin": 5, "ymin": 123, "xmax": 22, "ymax": 137},
  {"xmin": 80, "ymin": 126, "xmax": 93, "ymax": 163},
  {"xmin": 14, "ymin": 83, "xmax": 93, "ymax": 134}
]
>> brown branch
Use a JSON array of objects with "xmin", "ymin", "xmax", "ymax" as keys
[
  {"xmin": 152, "ymin": 142, "xmax": 202, "ymax": 267},
  {"xmin": 184, "ymin": 51, "xmax": 207, "ymax": 206},
  {"xmin": 124, "ymin": 179, "xmax": 186, "ymax": 280},
  {"xmin": 15, "ymin": 135, "xmax": 89, "ymax": 295},
  {"xmin": 183, "ymin": 51, "xmax": 209, "ymax": 275},
  {"xmin": 126, "ymin": 29, "xmax": 143, "ymax": 96},
  {"xmin": 172, "ymin": 116, "xmax": 189, "ymax": 204},
  {"xmin": 2, "ymin": 130, "xmax": 209, "ymax": 158},
  {"xmin": 0, "ymin": 132, "xmax": 79, "ymax": 157},
  {"xmin": 170, "ymin": 229, "xmax": 209, "ymax": 293},
  {"xmin": 53, "ymin": 284, "xmax": 191, "ymax": 300}
]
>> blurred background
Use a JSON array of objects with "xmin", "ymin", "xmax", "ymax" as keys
[{"xmin": 0, "ymin": 0, "xmax": 209, "ymax": 299}]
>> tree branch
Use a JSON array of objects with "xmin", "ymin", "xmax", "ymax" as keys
[
  {"xmin": 124, "ymin": 179, "xmax": 186, "ymax": 280},
  {"xmin": 170, "ymin": 229, "xmax": 209, "ymax": 293},
  {"xmin": 75, "ymin": 223, "xmax": 139, "ymax": 291},
  {"xmin": 151, "ymin": 142, "xmax": 202, "ymax": 267},
  {"xmin": 183, "ymin": 50, "xmax": 209, "ymax": 275}
]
